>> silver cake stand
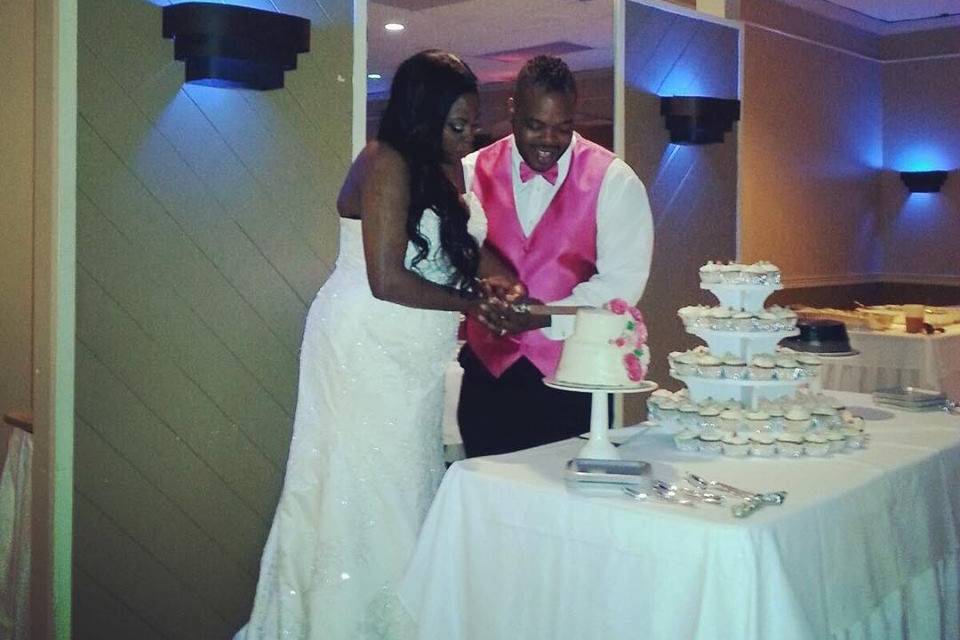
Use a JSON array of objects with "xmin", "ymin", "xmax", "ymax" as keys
[{"xmin": 543, "ymin": 379, "xmax": 659, "ymax": 460}]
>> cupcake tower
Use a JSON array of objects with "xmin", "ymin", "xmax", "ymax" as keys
[
  {"xmin": 672, "ymin": 262, "xmax": 808, "ymax": 409},
  {"xmin": 648, "ymin": 388, "xmax": 868, "ymax": 458}
]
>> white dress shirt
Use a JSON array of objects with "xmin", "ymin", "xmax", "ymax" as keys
[{"xmin": 462, "ymin": 133, "xmax": 654, "ymax": 339}]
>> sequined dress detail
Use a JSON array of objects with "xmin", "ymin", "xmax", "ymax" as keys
[{"xmin": 236, "ymin": 196, "xmax": 487, "ymax": 640}]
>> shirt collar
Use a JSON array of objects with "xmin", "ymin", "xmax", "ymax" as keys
[{"xmin": 510, "ymin": 132, "xmax": 577, "ymax": 188}]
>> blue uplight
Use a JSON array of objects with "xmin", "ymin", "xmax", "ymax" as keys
[{"xmin": 889, "ymin": 143, "xmax": 952, "ymax": 173}]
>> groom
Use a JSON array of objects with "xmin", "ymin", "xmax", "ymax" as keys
[{"xmin": 458, "ymin": 55, "xmax": 654, "ymax": 458}]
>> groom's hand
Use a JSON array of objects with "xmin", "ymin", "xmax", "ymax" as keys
[
  {"xmin": 478, "ymin": 276, "xmax": 527, "ymax": 305},
  {"xmin": 482, "ymin": 296, "xmax": 550, "ymax": 336}
]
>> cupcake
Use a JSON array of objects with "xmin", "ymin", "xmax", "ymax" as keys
[
  {"xmin": 742, "ymin": 262, "xmax": 766, "ymax": 285},
  {"xmin": 841, "ymin": 427, "xmax": 867, "ymax": 449},
  {"xmin": 732, "ymin": 310, "xmax": 754, "ymax": 332},
  {"xmin": 678, "ymin": 402, "xmax": 701, "ymax": 429},
  {"xmin": 674, "ymin": 429, "xmax": 700, "ymax": 452},
  {"xmin": 657, "ymin": 400, "xmax": 680, "ymax": 429},
  {"xmin": 719, "ymin": 262, "xmax": 742, "ymax": 284},
  {"xmin": 698, "ymin": 354, "xmax": 723, "ymax": 379},
  {"xmin": 722, "ymin": 433, "xmax": 750, "ymax": 457},
  {"xmin": 767, "ymin": 405, "xmax": 786, "ymax": 431},
  {"xmin": 719, "ymin": 408, "xmax": 743, "ymax": 433},
  {"xmin": 777, "ymin": 307, "xmax": 798, "ymax": 330},
  {"xmin": 674, "ymin": 351, "xmax": 699, "ymax": 377},
  {"xmin": 783, "ymin": 407, "xmax": 812, "ymax": 433},
  {"xmin": 775, "ymin": 356, "xmax": 801, "ymax": 381},
  {"xmin": 749, "ymin": 433, "xmax": 777, "ymax": 457},
  {"xmin": 678, "ymin": 305, "xmax": 708, "ymax": 329},
  {"xmin": 826, "ymin": 431, "xmax": 847, "ymax": 454},
  {"xmin": 811, "ymin": 406, "xmax": 840, "ymax": 431},
  {"xmin": 697, "ymin": 406, "xmax": 723, "ymax": 432},
  {"xmin": 699, "ymin": 261, "xmax": 723, "ymax": 284},
  {"xmin": 698, "ymin": 430, "xmax": 724, "ymax": 454},
  {"xmin": 757, "ymin": 311, "xmax": 780, "ymax": 331},
  {"xmin": 777, "ymin": 432, "xmax": 805, "ymax": 457},
  {"xmin": 757, "ymin": 260, "xmax": 781, "ymax": 285},
  {"xmin": 708, "ymin": 306, "xmax": 734, "ymax": 331},
  {"xmin": 796, "ymin": 353, "xmax": 822, "ymax": 378},
  {"xmin": 721, "ymin": 353, "xmax": 747, "ymax": 379},
  {"xmin": 804, "ymin": 433, "xmax": 829, "ymax": 456},
  {"xmin": 750, "ymin": 355, "xmax": 777, "ymax": 380},
  {"xmin": 745, "ymin": 410, "xmax": 771, "ymax": 433}
]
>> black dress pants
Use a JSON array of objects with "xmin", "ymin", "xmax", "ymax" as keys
[{"xmin": 457, "ymin": 344, "xmax": 592, "ymax": 458}]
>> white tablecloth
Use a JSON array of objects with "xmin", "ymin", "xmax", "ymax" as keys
[
  {"xmin": 0, "ymin": 426, "xmax": 31, "ymax": 640},
  {"xmin": 821, "ymin": 325, "xmax": 960, "ymax": 400},
  {"xmin": 400, "ymin": 392, "xmax": 960, "ymax": 640}
]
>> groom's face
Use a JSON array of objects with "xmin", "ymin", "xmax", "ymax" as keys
[{"xmin": 510, "ymin": 86, "xmax": 576, "ymax": 173}]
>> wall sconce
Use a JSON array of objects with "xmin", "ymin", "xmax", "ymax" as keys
[
  {"xmin": 660, "ymin": 96, "xmax": 741, "ymax": 145},
  {"xmin": 900, "ymin": 170, "xmax": 948, "ymax": 193},
  {"xmin": 162, "ymin": 3, "xmax": 310, "ymax": 90}
]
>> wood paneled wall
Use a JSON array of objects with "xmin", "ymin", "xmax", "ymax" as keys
[
  {"xmin": 74, "ymin": 0, "xmax": 353, "ymax": 637},
  {"xmin": 623, "ymin": 2, "xmax": 739, "ymax": 399}
]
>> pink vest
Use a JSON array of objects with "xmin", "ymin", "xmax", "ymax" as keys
[{"xmin": 467, "ymin": 135, "xmax": 615, "ymax": 377}]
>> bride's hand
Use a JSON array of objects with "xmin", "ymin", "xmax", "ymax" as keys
[{"xmin": 478, "ymin": 276, "xmax": 527, "ymax": 304}]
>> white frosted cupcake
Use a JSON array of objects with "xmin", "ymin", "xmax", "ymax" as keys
[
  {"xmin": 697, "ymin": 406, "xmax": 723, "ymax": 432},
  {"xmin": 812, "ymin": 406, "xmax": 840, "ymax": 431},
  {"xmin": 719, "ymin": 262, "xmax": 742, "ymax": 284},
  {"xmin": 750, "ymin": 355, "xmax": 777, "ymax": 380},
  {"xmin": 757, "ymin": 310, "xmax": 780, "ymax": 331},
  {"xmin": 698, "ymin": 430, "xmax": 723, "ymax": 454},
  {"xmin": 804, "ymin": 433, "xmax": 829, "ymax": 456},
  {"xmin": 783, "ymin": 407, "xmax": 812, "ymax": 433},
  {"xmin": 745, "ymin": 410, "xmax": 771, "ymax": 433},
  {"xmin": 757, "ymin": 260, "xmax": 781, "ymax": 285},
  {"xmin": 719, "ymin": 408, "xmax": 743, "ymax": 433},
  {"xmin": 722, "ymin": 433, "xmax": 750, "ymax": 457},
  {"xmin": 777, "ymin": 432, "xmax": 805, "ymax": 457},
  {"xmin": 742, "ymin": 262, "xmax": 766, "ymax": 285},
  {"xmin": 749, "ymin": 433, "xmax": 777, "ymax": 457},
  {"xmin": 674, "ymin": 429, "xmax": 700, "ymax": 452},
  {"xmin": 721, "ymin": 353, "xmax": 747, "ymax": 379},
  {"xmin": 698, "ymin": 354, "xmax": 723, "ymax": 379},
  {"xmin": 678, "ymin": 402, "xmax": 701, "ymax": 429},
  {"xmin": 775, "ymin": 356, "xmax": 801, "ymax": 380},
  {"xmin": 732, "ymin": 310, "xmax": 754, "ymax": 332},
  {"xmin": 797, "ymin": 353, "xmax": 822, "ymax": 378},
  {"xmin": 777, "ymin": 307, "xmax": 798, "ymax": 330},
  {"xmin": 841, "ymin": 427, "xmax": 867, "ymax": 449},
  {"xmin": 699, "ymin": 261, "xmax": 723, "ymax": 284},
  {"xmin": 826, "ymin": 431, "xmax": 847, "ymax": 454},
  {"xmin": 674, "ymin": 351, "xmax": 699, "ymax": 376},
  {"xmin": 767, "ymin": 405, "xmax": 786, "ymax": 431},
  {"xmin": 708, "ymin": 306, "xmax": 734, "ymax": 331},
  {"xmin": 657, "ymin": 400, "xmax": 680, "ymax": 429}
]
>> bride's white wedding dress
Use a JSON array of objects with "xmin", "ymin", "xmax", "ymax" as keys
[{"xmin": 236, "ymin": 196, "xmax": 486, "ymax": 639}]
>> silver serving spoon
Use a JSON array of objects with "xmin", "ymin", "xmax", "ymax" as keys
[
  {"xmin": 623, "ymin": 485, "xmax": 695, "ymax": 507},
  {"xmin": 686, "ymin": 473, "xmax": 787, "ymax": 506}
]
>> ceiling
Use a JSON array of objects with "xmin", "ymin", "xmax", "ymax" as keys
[
  {"xmin": 367, "ymin": 0, "xmax": 960, "ymax": 96},
  {"xmin": 820, "ymin": 0, "xmax": 960, "ymax": 22}
]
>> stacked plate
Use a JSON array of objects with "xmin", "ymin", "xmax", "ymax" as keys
[{"xmin": 872, "ymin": 386, "xmax": 948, "ymax": 412}]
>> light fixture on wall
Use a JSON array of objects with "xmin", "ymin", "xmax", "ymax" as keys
[
  {"xmin": 659, "ymin": 96, "xmax": 741, "ymax": 145},
  {"xmin": 162, "ymin": 3, "xmax": 310, "ymax": 90},
  {"xmin": 900, "ymin": 170, "xmax": 948, "ymax": 193}
]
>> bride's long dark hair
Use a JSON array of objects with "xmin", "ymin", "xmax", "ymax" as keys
[{"xmin": 377, "ymin": 50, "xmax": 480, "ymax": 293}]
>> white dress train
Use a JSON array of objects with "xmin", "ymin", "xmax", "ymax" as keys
[{"xmin": 236, "ymin": 196, "xmax": 486, "ymax": 639}]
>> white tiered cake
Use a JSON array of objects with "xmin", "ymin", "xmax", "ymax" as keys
[{"xmin": 554, "ymin": 304, "xmax": 651, "ymax": 388}]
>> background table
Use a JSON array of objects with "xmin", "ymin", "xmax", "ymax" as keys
[
  {"xmin": 400, "ymin": 392, "xmax": 960, "ymax": 640},
  {"xmin": 820, "ymin": 325, "xmax": 960, "ymax": 400}
]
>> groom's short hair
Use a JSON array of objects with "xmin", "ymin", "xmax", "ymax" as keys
[{"xmin": 515, "ymin": 55, "xmax": 577, "ymax": 99}]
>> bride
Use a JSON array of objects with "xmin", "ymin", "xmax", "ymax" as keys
[{"xmin": 234, "ymin": 51, "xmax": 519, "ymax": 639}]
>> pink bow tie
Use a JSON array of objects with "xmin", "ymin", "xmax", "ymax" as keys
[{"xmin": 519, "ymin": 162, "xmax": 559, "ymax": 185}]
